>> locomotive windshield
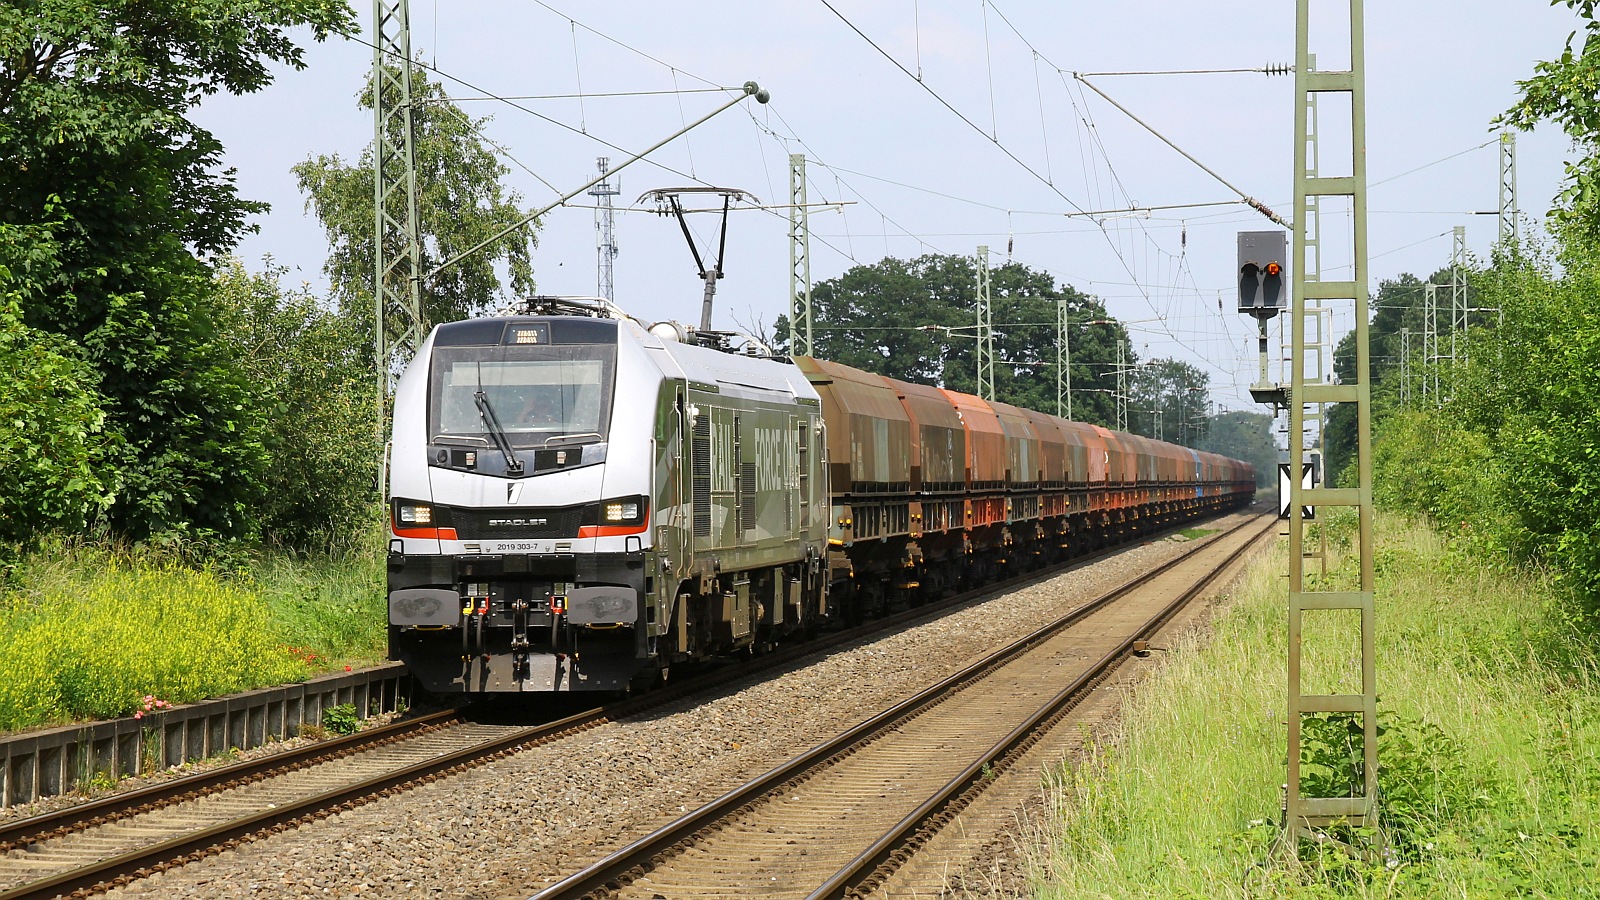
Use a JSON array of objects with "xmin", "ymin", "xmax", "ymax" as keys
[{"xmin": 428, "ymin": 344, "xmax": 617, "ymax": 448}]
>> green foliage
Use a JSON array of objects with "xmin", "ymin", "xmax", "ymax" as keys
[
  {"xmin": 211, "ymin": 259, "xmax": 380, "ymax": 546},
  {"xmin": 1500, "ymin": 1, "xmax": 1600, "ymax": 241},
  {"xmin": 89, "ymin": 260, "xmax": 271, "ymax": 540},
  {"xmin": 781, "ymin": 253, "xmax": 1217, "ymax": 436},
  {"xmin": 1323, "ymin": 271, "xmax": 1465, "ymax": 485},
  {"xmin": 1034, "ymin": 516, "xmax": 1600, "ymax": 899},
  {"xmin": 0, "ymin": 266, "xmax": 115, "ymax": 544},
  {"xmin": 251, "ymin": 529, "xmax": 387, "ymax": 668},
  {"xmin": 0, "ymin": 552, "xmax": 307, "ymax": 729},
  {"xmin": 1199, "ymin": 410, "xmax": 1277, "ymax": 487},
  {"xmin": 1127, "ymin": 358, "xmax": 1213, "ymax": 445},
  {"xmin": 294, "ymin": 64, "xmax": 537, "ymax": 347},
  {"xmin": 320, "ymin": 703, "xmax": 359, "ymax": 736},
  {"xmin": 1297, "ymin": 711, "xmax": 1492, "ymax": 862},
  {"xmin": 1437, "ymin": 246, "xmax": 1600, "ymax": 608},
  {"xmin": 0, "ymin": 1, "xmax": 354, "ymax": 255},
  {"xmin": 0, "ymin": 1, "xmax": 354, "ymax": 543},
  {"xmin": 1369, "ymin": 408, "xmax": 1502, "ymax": 539},
  {"xmin": 0, "ymin": 536, "xmax": 391, "ymax": 734}
]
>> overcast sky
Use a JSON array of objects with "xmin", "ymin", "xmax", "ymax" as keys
[{"xmin": 193, "ymin": 0, "xmax": 1581, "ymax": 413}]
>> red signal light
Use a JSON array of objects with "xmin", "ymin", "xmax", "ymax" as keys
[{"xmin": 1265, "ymin": 262, "xmax": 1282, "ymax": 276}]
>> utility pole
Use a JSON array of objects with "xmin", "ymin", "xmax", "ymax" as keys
[
  {"xmin": 976, "ymin": 245, "xmax": 994, "ymax": 402},
  {"xmin": 372, "ymin": 0, "xmax": 425, "ymax": 399},
  {"xmin": 589, "ymin": 157, "xmax": 619, "ymax": 303},
  {"xmin": 789, "ymin": 153, "xmax": 814, "ymax": 358},
  {"xmin": 1286, "ymin": 0, "xmax": 1378, "ymax": 842},
  {"xmin": 1499, "ymin": 130, "xmax": 1519, "ymax": 246}
]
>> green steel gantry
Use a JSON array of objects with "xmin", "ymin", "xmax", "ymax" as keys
[
  {"xmin": 372, "ymin": 0, "xmax": 426, "ymax": 398},
  {"xmin": 1286, "ymin": 0, "xmax": 1378, "ymax": 838}
]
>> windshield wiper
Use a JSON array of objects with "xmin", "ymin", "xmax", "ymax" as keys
[{"xmin": 474, "ymin": 391, "xmax": 524, "ymax": 476}]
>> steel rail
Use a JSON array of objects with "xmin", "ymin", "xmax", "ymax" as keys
[
  {"xmin": 0, "ymin": 711, "xmax": 605, "ymax": 900},
  {"xmin": 808, "ymin": 513, "xmax": 1277, "ymax": 899},
  {"xmin": 527, "ymin": 512, "xmax": 1272, "ymax": 900},
  {"xmin": 0, "ymin": 708, "xmax": 466, "ymax": 854}
]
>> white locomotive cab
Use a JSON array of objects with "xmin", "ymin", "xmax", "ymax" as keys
[{"xmin": 386, "ymin": 315, "xmax": 666, "ymax": 693}]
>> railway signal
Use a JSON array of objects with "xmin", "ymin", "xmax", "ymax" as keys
[
  {"xmin": 1237, "ymin": 231, "xmax": 1287, "ymax": 315},
  {"xmin": 1238, "ymin": 230, "xmax": 1289, "ymax": 408}
]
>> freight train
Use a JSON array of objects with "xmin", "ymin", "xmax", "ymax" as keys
[{"xmin": 383, "ymin": 305, "xmax": 1255, "ymax": 693}]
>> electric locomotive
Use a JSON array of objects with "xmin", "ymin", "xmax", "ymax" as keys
[
  {"xmin": 385, "ymin": 303, "xmax": 1255, "ymax": 695},
  {"xmin": 385, "ymin": 306, "xmax": 827, "ymax": 693}
]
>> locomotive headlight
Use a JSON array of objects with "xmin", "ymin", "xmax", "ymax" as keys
[
  {"xmin": 398, "ymin": 503, "xmax": 434, "ymax": 525},
  {"xmin": 579, "ymin": 496, "xmax": 647, "ymax": 536},
  {"xmin": 605, "ymin": 500, "xmax": 641, "ymax": 523}
]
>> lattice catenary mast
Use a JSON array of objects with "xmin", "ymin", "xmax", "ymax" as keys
[
  {"xmin": 975, "ymin": 245, "xmax": 994, "ymax": 402},
  {"xmin": 789, "ymin": 154, "xmax": 814, "ymax": 358},
  {"xmin": 1285, "ymin": 0, "xmax": 1379, "ymax": 840},
  {"xmin": 589, "ymin": 157, "xmax": 620, "ymax": 303},
  {"xmin": 1499, "ymin": 130, "xmax": 1519, "ymax": 246},
  {"xmin": 372, "ymin": 0, "xmax": 425, "ymax": 398}
]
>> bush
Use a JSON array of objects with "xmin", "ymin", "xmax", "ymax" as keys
[
  {"xmin": 320, "ymin": 703, "xmax": 359, "ymax": 736},
  {"xmin": 1453, "ymin": 247, "xmax": 1600, "ymax": 608},
  {"xmin": 1368, "ymin": 408, "xmax": 1503, "ymax": 541},
  {"xmin": 211, "ymin": 259, "xmax": 380, "ymax": 548},
  {"xmin": 0, "ymin": 287, "xmax": 116, "ymax": 546},
  {"xmin": 0, "ymin": 553, "xmax": 307, "ymax": 729}
]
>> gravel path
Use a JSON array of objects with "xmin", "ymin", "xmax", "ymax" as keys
[{"xmin": 103, "ymin": 519, "xmax": 1247, "ymax": 900}]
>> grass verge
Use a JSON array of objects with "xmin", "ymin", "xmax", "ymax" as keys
[
  {"xmin": 1031, "ymin": 512, "xmax": 1600, "ymax": 898},
  {"xmin": 0, "ymin": 533, "xmax": 388, "ymax": 733}
]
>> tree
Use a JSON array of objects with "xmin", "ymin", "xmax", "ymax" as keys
[
  {"xmin": 1449, "ymin": 250, "xmax": 1600, "ymax": 603},
  {"xmin": 0, "ymin": 246, "xmax": 114, "ymax": 545},
  {"xmin": 1199, "ymin": 411, "xmax": 1277, "ymax": 488},
  {"xmin": 294, "ymin": 64, "xmax": 537, "ymax": 343},
  {"xmin": 1127, "ymin": 358, "xmax": 1210, "ymax": 445},
  {"xmin": 1322, "ymin": 271, "xmax": 1471, "ymax": 483},
  {"xmin": 0, "ymin": 1, "xmax": 354, "ymax": 541},
  {"xmin": 779, "ymin": 253, "xmax": 1129, "ymax": 425},
  {"xmin": 1500, "ymin": 1, "xmax": 1600, "ymax": 242},
  {"xmin": 211, "ymin": 259, "xmax": 380, "ymax": 547}
]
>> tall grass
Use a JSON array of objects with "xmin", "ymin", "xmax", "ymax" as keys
[
  {"xmin": 0, "ymin": 532, "xmax": 389, "ymax": 733},
  {"xmin": 1032, "ymin": 512, "xmax": 1600, "ymax": 898}
]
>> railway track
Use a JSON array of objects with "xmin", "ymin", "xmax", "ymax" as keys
[
  {"xmin": 531, "ymin": 512, "xmax": 1275, "ymax": 900},
  {"xmin": 0, "ymin": 512, "xmax": 1256, "ymax": 900},
  {"xmin": 0, "ymin": 711, "xmax": 574, "ymax": 900}
]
